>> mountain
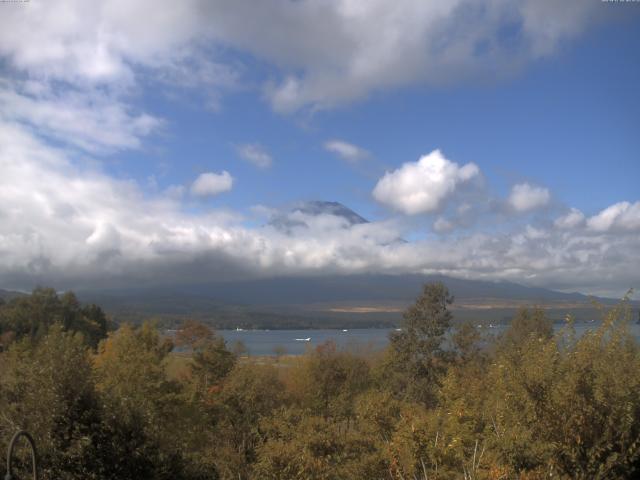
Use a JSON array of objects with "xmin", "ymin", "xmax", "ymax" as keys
[
  {"xmin": 268, "ymin": 200, "xmax": 368, "ymax": 232},
  {"xmin": 0, "ymin": 289, "xmax": 26, "ymax": 302},
  {"xmin": 2, "ymin": 276, "xmax": 631, "ymax": 330},
  {"xmin": 164, "ymin": 274, "xmax": 597, "ymax": 306},
  {"xmin": 74, "ymin": 273, "xmax": 634, "ymax": 329}
]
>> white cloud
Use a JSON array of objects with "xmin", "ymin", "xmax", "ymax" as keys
[
  {"xmin": 324, "ymin": 139, "xmax": 369, "ymax": 163},
  {"xmin": 554, "ymin": 208, "xmax": 585, "ymax": 229},
  {"xmin": 372, "ymin": 149, "xmax": 480, "ymax": 215},
  {"xmin": 0, "ymin": 80, "xmax": 162, "ymax": 153},
  {"xmin": 0, "ymin": 0, "xmax": 211, "ymax": 85},
  {"xmin": 0, "ymin": 1, "xmax": 233, "ymax": 155},
  {"xmin": 237, "ymin": 144, "xmax": 272, "ymax": 168},
  {"xmin": 0, "ymin": 1, "xmax": 607, "ymax": 114},
  {"xmin": 433, "ymin": 217, "xmax": 455, "ymax": 233},
  {"xmin": 164, "ymin": 184, "xmax": 186, "ymax": 200},
  {"xmin": 587, "ymin": 201, "xmax": 640, "ymax": 232},
  {"xmin": 191, "ymin": 171, "xmax": 233, "ymax": 198},
  {"xmin": 209, "ymin": 0, "xmax": 603, "ymax": 112},
  {"xmin": 508, "ymin": 183, "xmax": 551, "ymax": 212},
  {"xmin": 0, "ymin": 120, "xmax": 638, "ymax": 295}
]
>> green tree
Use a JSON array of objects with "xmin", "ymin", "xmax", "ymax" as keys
[
  {"xmin": 378, "ymin": 281, "xmax": 454, "ymax": 406},
  {"xmin": 0, "ymin": 288, "xmax": 109, "ymax": 348}
]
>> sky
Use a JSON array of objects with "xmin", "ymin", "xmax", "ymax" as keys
[{"xmin": 0, "ymin": 0, "xmax": 639, "ymax": 296}]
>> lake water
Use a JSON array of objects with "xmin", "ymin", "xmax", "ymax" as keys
[
  {"xmin": 218, "ymin": 328, "xmax": 394, "ymax": 356},
  {"xmin": 216, "ymin": 322, "xmax": 640, "ymax": 356}
]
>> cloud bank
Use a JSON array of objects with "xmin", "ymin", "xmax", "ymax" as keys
[
  {"xmin": 0, "ymin": 124, "xmax": 637, "ymax": 295},
  {"xmin": 0, "ymin": 0, "xmax": 612, "ymax": 113}
]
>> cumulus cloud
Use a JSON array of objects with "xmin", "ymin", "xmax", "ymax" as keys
[
  {"xmin": 587, "ymin": 201, "xmax": 640, "ymax": 232},
  {"xmin": 191, "ymin": 171, "xmax": 233, "ymax": 197},
  {"xmin": 372, "ymin": 150, "xmax": 480, "ymax": 215},
  {"xmin": 508, "ymin": 183, "xmax": 551, "ymax": 212},
  {"xmin": 554, "ymin": 208, "xmax": 585, "ymax": 229},
  {"xmin": 236, "ymin": 144, "xmax": 272, "ymax": 168},
  {"xmin": 324, "ymin": 139, "xmax": 369, "ymax": 163}
]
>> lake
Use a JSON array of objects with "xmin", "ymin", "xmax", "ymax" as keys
[{"xmin": 216, "ymin": 322, "xmax": 640, "ymax": 356}]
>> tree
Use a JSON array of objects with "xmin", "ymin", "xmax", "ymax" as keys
[
  {"xmin": 93, "ymin": 322, "xmax": 190, "ymax": 479},
  {"xmin": 496, "ymin": 306, "xmax": 553, "ymax": 355},
  {"xmin": 0, "ymin": 288, "xmax": 109, "ymax": 348},
  {"xmin": 378, "ymin": 282, "xmax": 454, "ymax": 406},
  {"xmin": 0, "ymin": 325, "xmax": 102, "ymax": 479},
  {"xmin": 207, "ymin": 364, "xmax": 287, "ymax": 479},
  {"xmin": 289, "ymin": 340, "xmax": 370, "ymax": 420},
  {"xmin": 486, "ymin": 301, "xmax": 640, "ymax": 478},
  {"xmin": 190, "ymin": 337, "xmax": 236, "ymax": 396},
  {"xmin": 174, "ymin": 320, "xmax": 236, "ymax": 396},
  {"xmin": 255, "ymin": 408, "xmax": 387, "ymax": 480},
  {"xmin": 175, "ymin": 319, "xmax": 214, "ymax": 351},
  {"xmin": 451, "ymin": 321, "xmax": 483, "ymax": 364}
]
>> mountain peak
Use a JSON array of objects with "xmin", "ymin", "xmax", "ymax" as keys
[{"xmin": 268, "ymin": 200, "xmax": 368, "ymax": 233}]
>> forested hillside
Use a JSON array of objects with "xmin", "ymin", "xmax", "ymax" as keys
[{"xmin": 1, "ymin": 284, "xmax": 639, "ymax": 479}]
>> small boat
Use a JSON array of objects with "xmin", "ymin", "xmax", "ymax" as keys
[
  {"xmin": 295, "ymin": 337, "xmax": 311, "ymax": 342},
  {"xmin": 395, "ymin": 328, "xmax": 402, "ymax": 332},
  {"xmin": 236, "ymin": 327, "xmax": 244, "ymax": 332},
  {"xmin": 342, "ymin": 329, "xmax": 348, "ymax": 332}
]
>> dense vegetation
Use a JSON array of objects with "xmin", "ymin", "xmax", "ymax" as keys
[{"xmin": 1, "ymin": 283, "xmax": 639, "ymax": 479}]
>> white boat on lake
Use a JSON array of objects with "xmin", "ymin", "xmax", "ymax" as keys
[{"xmin": 295, "ymin": 337, "xmax": 311, "ymax": 342}]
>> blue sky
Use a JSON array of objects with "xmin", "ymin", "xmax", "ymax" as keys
[
  {"xmin": 0, "ymin": 0, "xmax": 639, "ymax": 295},
  {"xmin": 125, "ymin": 13, "xmax": 640, "ymax": 219}
]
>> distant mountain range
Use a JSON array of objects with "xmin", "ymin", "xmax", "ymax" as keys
[
  {"xmin": 119, "ymin": 274, "xmax": 600, "ymax": 306},
  {"xmin": 66, "ymin": 273, "xmax": 633, "ymax": 328}
]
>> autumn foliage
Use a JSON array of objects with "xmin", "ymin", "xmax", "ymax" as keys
[{"xmin": 1, "ymin": 284, "xmax": 639, "ymax": 479}]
